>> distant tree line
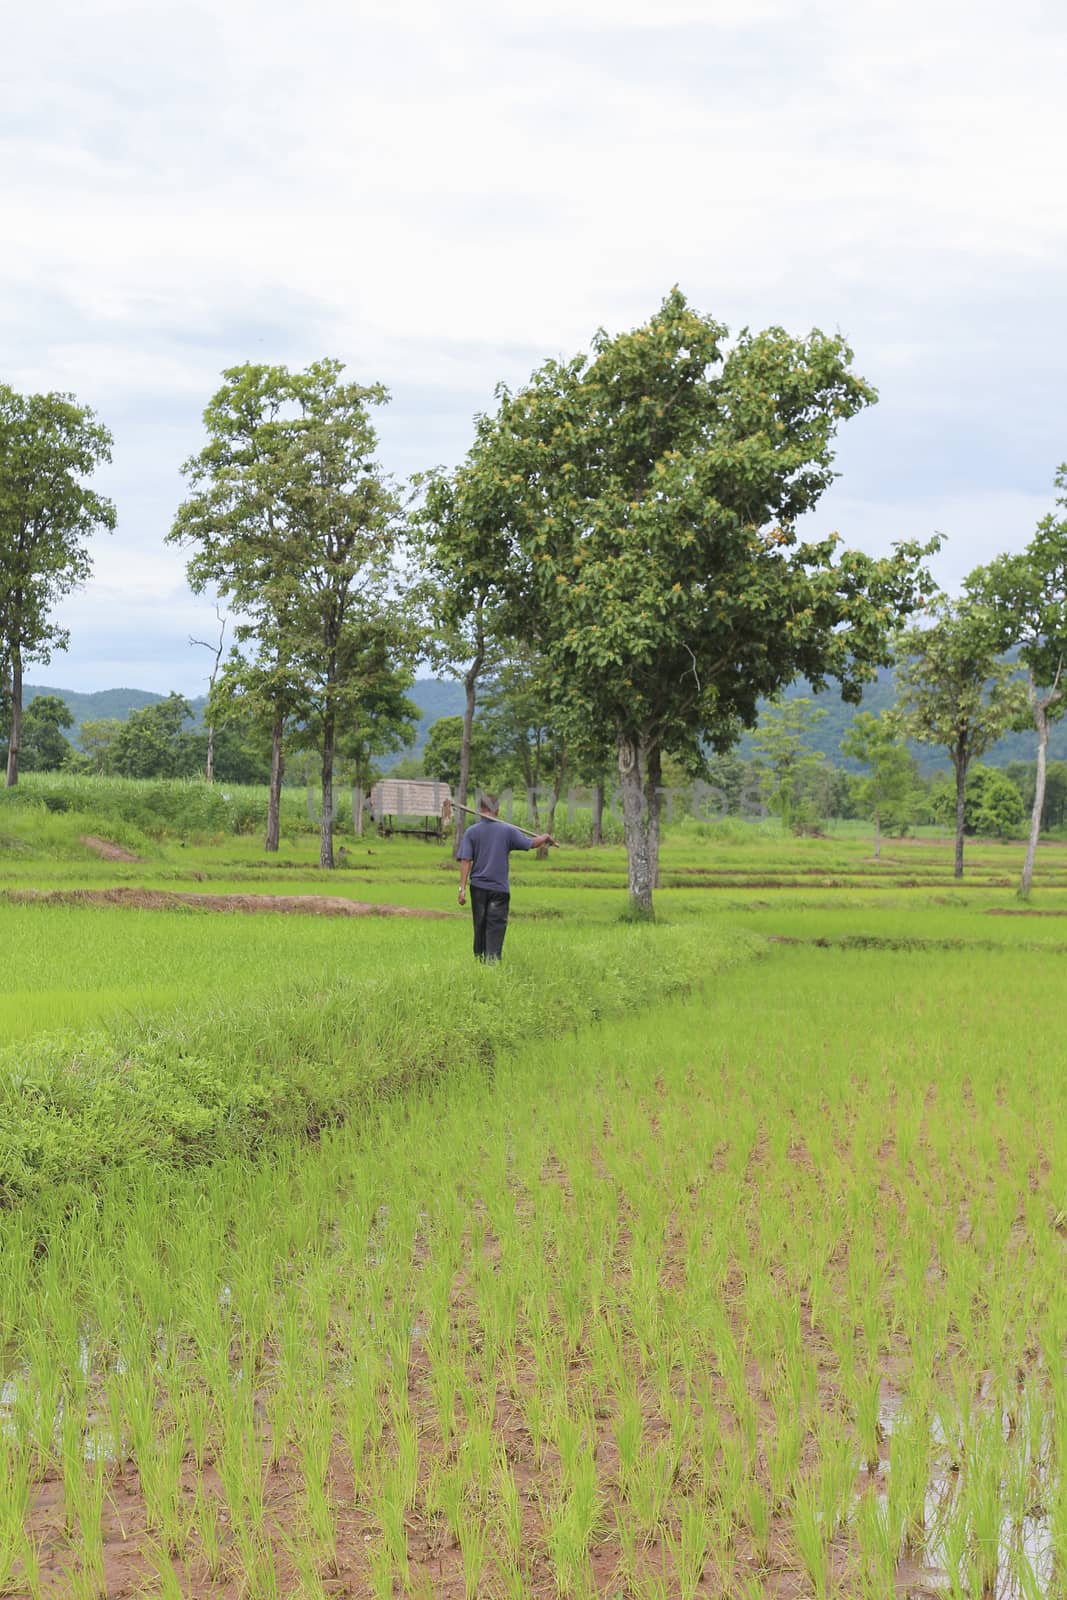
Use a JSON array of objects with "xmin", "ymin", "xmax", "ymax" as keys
[{"xmin": 3, "ymin": 294, "xmax": 1067, "ymax": 902}]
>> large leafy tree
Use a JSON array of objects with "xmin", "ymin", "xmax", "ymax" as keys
[
  {"xmin": 108, "ymin": 694, "xmax": 198, "ymax": 779},
  {"xmin": 0, "ymin": 386, "xmax": 115, "ymax": 786},
  {"xmin": 893, "ymin": 597, "xmax": 1026, "ymax": 880},
  {"xmin": 430, "ymin": 289, "xmax": 935, "ymax": 915},
  {"xmin": 967, "ymin": 472, "xmax": 1067, "ymax": 897},
  {"xmin": 171, "ymin": 361, "xmax": 411, "ymax": 866},
  {"xmin": 0, "ymin": 693, "xmax": 74, "ymax": 773}
]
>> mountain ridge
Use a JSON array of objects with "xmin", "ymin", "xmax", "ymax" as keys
[{"xmin": 23, "ymin": 674, "xmax": 1064, "ymax": 772}]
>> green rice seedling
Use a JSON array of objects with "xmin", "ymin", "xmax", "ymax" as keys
[
  {"xmin": 633, "ymin": 1570, "xmax": 669, "ymax": 1600},
  {"xmin": 524, "ymin": 1387, "xmax": 546, "ymax": 1470},
  {"xmin": 962, "ymin": 1426, "xmax": 1006, "ymax": 1599},
  {"xmin": 614, "ymin": 1385, "xmax": 644, "ymax": 1489},
  {"xmin": 1008, "ymin": 1544, "xmax": 1048, "ymax": 1600},
  {"xmin": 819, "ymin": 1425, "xmax": 859, "ymax": 1538},
  {"xmin": 13, "ymin": 1526, "xmax": 43, "ymax": 1600},
  {"xmin": 666, "ymin": 1497, "xmax": 712, "ymax": 1600},
  {"xmin": 74, "ymin": 1453, "xmax": 108, "ymax": 1594},
  {"xmin": 299, "ymin": 1393, "xmax": 339, "ymax": 1575},
  {"xmin": 425, "ymin": 1459, "xmax": 466, "ymax": 1544},
  {"xmin": 494, "ymin": 1456, "xmax": 524, "ymax": 1565},
  {"xmin": 791, "ymin": 1473, "xmax": 829, "ymax": 1600},
  {"xmin": 156, "ymin": 1425, "xmax": 191, "ymax": 1558},
  {"xmin": 374, "ymin": 1465, "xmax": 410, "ymax": 1589},
  {"xmin": 427, "ymin": 1351, "xmax": 459, "ymax": 1447},
  {"xmin": 0, "ymin": 1435, "xmax": 31, "ymax": 1594},
  {"xmin": 457, "ymin": 1513, "xmax": 490, "ymax": 1599},
  {"xmin": 369, "ymin": 1540, "xmax": 397, "ymax": 1600},
  {"xmin": 544, "ymin": 1451, "xmax": 600, "ymax": 1599},
  {"xmin": 629, "ymin": 1440, "xmax": 675, "ymax": 1546},
  {"xmin": 277, "ymin": 1529, "xmax": 330, "ymax": 1600},
  {"xmin": 744, "ymin": 1477, "xmax": 771, "ymax": 1569},
  {"xmin": 342, "ymin": 1365, "xmax": 381, "ymax": 1504},
  {"xmin": 693, "ymin": 1392, "xmax": 722, "ymax": 1502},
  {"xmin": 888, "ymin": 1411, "xmax": 931, "ymax": 1555},
  {"xmin": 611, "ymin": 1502, "xmax": 640, "ymax": 1593},
  {"xmin": 854, "ymin": 1371, "xmax": 883, "ymax": 1476},
  {"xmin": 59, "ymin": 1394, "xmax": 87, "ymax": 1538},
  {"xmin": 141, "ymin": 1539, "xmax": 185, "ymax": 1600},
  {"xmin": 391, "ymin": 1397, "xmax": 421, "ymax": 1511},
  {"xmin": 192, "ymin": 1484, "xmax": 224, "ymax": 1582},
  {"xmin": 937, "ymin": 1490, "xmax": 970, "ymax": 1600},
  {"xmin": 853, "ymin": 1490, "xmax": 894, "ymax": 1596},
  {"xmin": 767, "ymin": 1395, "xmax": 803, "ymax": 1508}
]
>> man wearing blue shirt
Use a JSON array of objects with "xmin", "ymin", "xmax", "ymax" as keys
[{"xmin": 457, "ymin": 793, "xmax": 557, "ymax": 961}]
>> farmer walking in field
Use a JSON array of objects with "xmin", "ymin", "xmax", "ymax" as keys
[{"xmin": 457, "ymin": 793, "xmax": 557, "ymax": 962}]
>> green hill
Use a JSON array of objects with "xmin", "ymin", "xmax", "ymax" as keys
[
  {"xmin": 25, "ymin": 680, "xmax": 465, "ymax": 761},
  {"xmin": 25, "ymin": 673, "xmax": 1056, "ymax": 774}
]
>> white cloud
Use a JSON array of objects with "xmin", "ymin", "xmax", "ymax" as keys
[{"xmin": 2, "ymin": 0, "xmax": 1064, "ymax": 689}]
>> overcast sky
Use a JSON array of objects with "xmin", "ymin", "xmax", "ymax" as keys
[{"xmin": 4, "ymin": 0, "xmax": 1065, "ymax": 695}]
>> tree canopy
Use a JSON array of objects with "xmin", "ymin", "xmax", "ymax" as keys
[
  {"xmin": 424, "ymin": 289, "xmax": 936, "ymax": 913},
  {"xmin": 0, "ymin": 386, "xmax": 115, "ymax": 785},
  {"xmin": 893, "ymin": 597, "xmax": 1026, "ymax": 878}
]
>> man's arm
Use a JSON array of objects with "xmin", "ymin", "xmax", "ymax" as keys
[{"xmin": 458, "ymin": 857, "xmax": 472, "ymax": 904}]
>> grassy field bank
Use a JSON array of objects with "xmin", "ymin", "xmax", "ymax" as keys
[{"xmin": 1, "ymin": 788, "xmax": 1064, "ymax": 1596}]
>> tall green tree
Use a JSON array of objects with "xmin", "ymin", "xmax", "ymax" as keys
[
  {"xmin": 211, "ymin": 644, "xmax": 304, "ymax": 850},
  {"xmin": 840, "ymin": 710, "xmax": 916, "ymax": 858},
  {"xmin": 0, "ymin": 387, "xmax": 115, "ymax": 785},
  {"xmin": 71, "ymin": 717, "xmax": 123, "ymax": 775},
  {"xmin": 0, "ymin": 693, "xmax": 74, "ymax": 772},
  {"xmin": 968, "ymin": 472, "xmax": 1067, "ymax": 896},
  {"xmin": 413, "ymin": 472, "xmax": 512, "ymax": 854},
  {"xmin": 752, "ymin": 698, "xmax": 827, "ymax": 834},
  {"xmin": 431, "ymin": 290, "xmax": 935, "ymax": 914},
  {"xmin": 171, "ymin": 361, "xmax": 411, "ymax": 866},
  {"xmin": 893, "ymin": 598, "xmax": 1026, "ymax": 879},
  {"xmin": 170, "ymin": 364, "xmax": 309, "ymax": 851}
]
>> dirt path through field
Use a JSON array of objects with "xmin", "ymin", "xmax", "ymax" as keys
[
  {"xmin": 79, "ymin": 834, "xmax": 143, "ymax": 863},
  {"xmin": 7, "ymin": 887, "xmax": 451, "ymax": 918}
]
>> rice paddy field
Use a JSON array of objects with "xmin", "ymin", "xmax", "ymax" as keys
[{"xmin": 1, "ymin": 789, "xmax": 1065, "ymax": 1599}]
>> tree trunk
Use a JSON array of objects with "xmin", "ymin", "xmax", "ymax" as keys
[
  {"xmin": 204, "ymin": 722, "xmax": 215, "ymax": 784},
  {"xmin": 953, "ymin": 754, "xmax": 967, "ymax": 881},
  {"xmin": 5, "ymin": 648, "xmax": 22, "ymax": 788},
  {"xmin": 591, "ymin": 781, "xmax": 604, "ymax": 846},
  {"xmin": 320, "ymin": 712, "xmax": 335, "ymax": 869},
  {"xmin": 454, "ymin": 660, "xmax": 479, "ymax": 857},
  {"xmin": 541, "ymin": 747, "xmax": 567, "ymax": 857},
  {"xmin": 645, "ymin": 744, "xmax": 662, "ymax": 889},
  {"xmin": 265, "ymin": 713, "xmax": 284, "ymax": 853},
  {"xmin": 874, "ymin": 809, "xmax": 881, "ymax": 862},
  {"xmin": 453, "ymin": 606, "xmax": 486, "ymax": 858},
  {"xmin": 526, "ymin": 784, "xmax": 541, "ymax": 832},
  {"xmin": 618, "ymin": 734, "xmax": 653, "ymax": 919},
  {"xmin": 1019, "ymin": 703, "xmax": 1048, "ymax": 900},
  {"xmin": 353, "ymin": 785, "xmax": 365, "ymax": 839}
]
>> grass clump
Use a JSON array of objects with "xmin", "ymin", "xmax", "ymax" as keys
[{"xmin": 0, "ymin": 919, "xmax": 760, "ymax": 1201}]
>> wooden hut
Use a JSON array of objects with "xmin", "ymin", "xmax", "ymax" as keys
[{"xmin": 368, "ymin": 779, "xmax": 453, "ymax": 840}]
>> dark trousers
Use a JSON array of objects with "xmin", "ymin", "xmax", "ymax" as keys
[{"xmin": 470, "ymin": 885, "xmax": 510, "ymax": 962}]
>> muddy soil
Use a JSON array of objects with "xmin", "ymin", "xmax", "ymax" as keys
[
  {"xmin": 79, "ymin": 835, "xmax": 143, "ymax": 863},
  {"xmin": 7, "ymin": 888, "xmax": 451, "ymax": 918}
]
